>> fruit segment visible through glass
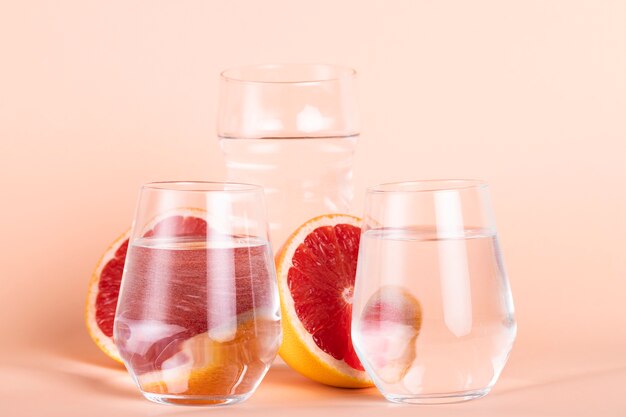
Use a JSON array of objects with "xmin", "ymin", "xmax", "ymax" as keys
[
  {"xmin": 113, "ymin": 183, "xmax": 281, "ymax": 406},
  {"xmin": 116, "ymin": 236, "xmax": 280, "ymax": 401},
  {"xmin": 352, "ymin": 181, "xmax": 516, "ymax": 404}
]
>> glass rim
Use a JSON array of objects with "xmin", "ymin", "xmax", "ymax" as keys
[
  {"xmin": 367, "ymin": 179, "xmax": 488, "ymax": 194},
  {"xmin": 141, "ymin": 181, "xmax": 263, "ymax": 193},
  {"xmin": 220, "ymin": 63, "xmax": 357, "ymax": 85}
]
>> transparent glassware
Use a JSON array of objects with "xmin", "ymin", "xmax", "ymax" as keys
[
  {"xmin": 113, "ymin": 182, "xmax": 281, "ymax": 406},
  {"xmin": 351, "ymin": 180, "xmax": 516, "ymax": 404},
  {"xmin": 217, "ymin": 64, "xmax": 359, "ymax": 249}
]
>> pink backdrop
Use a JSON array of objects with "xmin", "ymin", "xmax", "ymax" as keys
[{"xmin": 1, "ymin": 1, "xmax": 625, "ymax": 415}]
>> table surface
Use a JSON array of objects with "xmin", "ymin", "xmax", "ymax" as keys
[{"xmin": 2, "ymin": 335, "xmax": 625, "ymax": 417}]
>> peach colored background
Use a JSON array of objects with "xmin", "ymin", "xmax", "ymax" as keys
[{"xmin": 1, "ymin": 1, "xmax": 625, "ymax": 415}]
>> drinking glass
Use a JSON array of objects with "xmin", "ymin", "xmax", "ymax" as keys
[
  {"xmin": 113, "ymin": 181, "xmax": 281, "ymax": 406},
  {"xmin": 217, "ymin": 64, "xmax": 359, "ymax": 249},
  {"xmin": 351, "ymin": 180, "xmax": 516, "ymax": 404}
]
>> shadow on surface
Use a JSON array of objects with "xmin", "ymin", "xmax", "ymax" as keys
[
  {"xmin": 47, "ymin": 329, "xmax": 125, "ymax": 369},
  {"xmin": 30, "ymin": 329, "xmax": 136, "ymax": 399},
  {"xmin": 492, "ymin": 365, "xmax": 626, "ymax": 397},
  {"xmin": 40, "ymin": 330, "xmax": 384, "ymax": 407}
]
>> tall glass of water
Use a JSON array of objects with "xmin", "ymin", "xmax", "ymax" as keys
[
  {"xmin": 351, "ymin": 180, "xmax": 516, "ymax": 404},
  {"xmin": 217, "ymin": 64, "xmax": 359, "ymax": 249},
  {"xmin": 114, "ymin": 182, "xmax": 281, "ymax": 406}
]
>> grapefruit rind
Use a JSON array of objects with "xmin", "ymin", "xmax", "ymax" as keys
[
  {"xmin": 275, "ymin": 214, "xmax": 373, "ymax": 388},
  {"xmin": 85, "ymin": 229, "xmax": 130, "ymax": 364},
  {"xmin": 138, "ymin": 207, "xmax": 209, "ymax": 237}
]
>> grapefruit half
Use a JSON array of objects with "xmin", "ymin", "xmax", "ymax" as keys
[
  {"xmin": 275, "ymin": 214, "xmax": 373, "ymax": 388},
  {"xmin": 85, "ymin": 211, "xmax": 208, "ymax": 363}
]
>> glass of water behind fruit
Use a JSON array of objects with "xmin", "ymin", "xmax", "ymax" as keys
[
  {"xmin": 113, "ymin": 181, "xmax": 281, "ymax": 406},
  {"xmin": 351, "ymin": 180, "xmax": 516, "ymax": 404},
  {"xmin": 217, "ymin": 64, "xmax": 359, "ymax": 250}
]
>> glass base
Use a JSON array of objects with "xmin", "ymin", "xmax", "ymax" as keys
[
  {"xmin": 384, "ymin": 388, "xmax": 490, "ymax": 405},
  {"xmin": 142, "ymin": 392, "xmax": 251, "ymax": 406}
]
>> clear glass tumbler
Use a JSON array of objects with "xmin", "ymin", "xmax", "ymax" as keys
[
  {"xmin": 217, "ymin": 64, "xmax": 359, "ymax": 249},
  {"xmin": 351, "ymin": 180, "xmax": 516, "ymax": 404},
  {"xmin": 113, "ymin": 182, "xmax": 281, "ymax": 406}
]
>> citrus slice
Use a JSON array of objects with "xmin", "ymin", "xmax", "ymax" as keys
[
  {"xmin": 138, "ymin": 316, "xmax": 280, "ymax": 405},
  {"xmin": 85, "ymin": 210, "xmax": 208, "ymax": 363},
  {"xmin": 358, "ymin": 286, "xmax": 422, "ymax": 384},
  {"xmin": 85, "ymin": 229, "xmax": 130, "ymax": 363},
  {"xmin": 275, "ymin": 214, "xmax": 372, "ymax": 388}
]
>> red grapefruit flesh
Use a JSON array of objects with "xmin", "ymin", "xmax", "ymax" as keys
[
  {"xmin": 288, "ymin": 223, "xmax": 363, "ymax": 370},
  {"xmin": 94, "ymin": 238, "xmax": 129, "ymax": 339}
]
